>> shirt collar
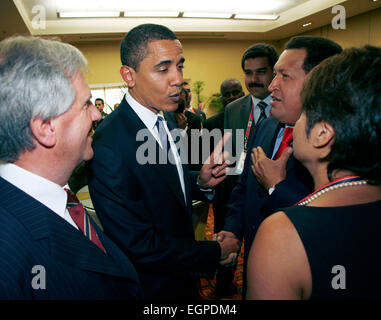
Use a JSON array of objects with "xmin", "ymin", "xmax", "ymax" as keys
[
  {"xmin": 125, "ymin": 89, "xmax": 160, "ymax": 130},
  {"xmin": 0, "ymin": 163, "xmax": 67, "ymax": 218},
  {"xmin": 251, "ymin": 94, "xmax": 272, "ymax": 108}
]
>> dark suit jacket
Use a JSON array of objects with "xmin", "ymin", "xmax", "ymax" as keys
[
  {"xmin": 225, "ymin": 116, "xmax": 314, "ymax": 260},
  {"xmin": 0, "ymin": 177, "xmax": 142, "ymax": 300},
  {"xmin": 224, "ymin": 95, "xmax": 253, "ymax": 157},
  {"xmin": 87, "ymin": 97, "xmax": 220, "ymax": 300},
  {"xmin": 203, "ymin": 111, "xmax": 224, "ymax": 133}
]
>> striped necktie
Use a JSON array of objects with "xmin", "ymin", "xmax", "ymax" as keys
[
  {"xmin": 65, "ymin": 188, "xmax": 106, "ymax": 254},
  {"xmin": 256, "ymin": 101, "xmax": 268, "ymax": 126}
]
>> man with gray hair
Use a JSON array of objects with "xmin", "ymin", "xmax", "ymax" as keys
[{"xmin": 0, "ymin": 36, "xmax": 142, "ymax": 299}]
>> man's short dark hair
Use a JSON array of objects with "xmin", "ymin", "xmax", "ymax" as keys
[
  {"xmin": 95, "ymin": 98, "xmax": 104, "ymax": 104},
  {"xmin": 120, "ymin": 24, "xmax": 178, "ymax": 71},
  {"xmin": 241, "ymin": 43, "xmax": 279, "ymax": 70},
  {"xmin": 285, "ymin": 36, "xmax": 342, "ymax": 73},
  {"xmin": 301, "ymin": 45, "xmax": 381, "ymax": 184}
]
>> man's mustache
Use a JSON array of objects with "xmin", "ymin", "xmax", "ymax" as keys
[{"xmin": 248, "ymin": 82, "xmax": 264, "ymax": 88}]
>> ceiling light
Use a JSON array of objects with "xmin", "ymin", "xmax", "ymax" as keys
[
  {"xmin": 302, "ymin": 22, "xmax": 312, "ymax": 27},
  {"xmin": 234, "ymin": 14, "xmax": 279, "ymax": 20},
  {"xmin": 124, "ymin": 11, "xmax": 179, "ymax": 17},
  {"xmin": 182, "ymin": 12, "xmax": 233, "ymax": 19},
  {"xmin": 58, "ymin": 11, "xmax": 120, "ymax": 18}
]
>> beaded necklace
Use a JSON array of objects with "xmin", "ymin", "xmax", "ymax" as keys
[{"xmin": 296, "ymin": 175, "xmax": 368, "ymax": 206}]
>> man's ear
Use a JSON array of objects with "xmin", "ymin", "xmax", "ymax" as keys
[
  {"xmin": 120, "ymin": 65, "xmax": 136, "ymax": 88},
  {"xmin": 29, "ymin": 117, "xmax": 57, "ymax": 148},
  {"xmin": 312, "ymin": 121, "xmax": 334, "ymax": 149}
]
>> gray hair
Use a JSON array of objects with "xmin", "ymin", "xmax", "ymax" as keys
[{"xmin": 0, "ymin": 36, "xmax": 88, "ymax": 162}]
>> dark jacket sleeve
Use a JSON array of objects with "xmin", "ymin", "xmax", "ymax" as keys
[{"xmin": 222, "ymin": 143, "xmax": 253, "ymax": 240}]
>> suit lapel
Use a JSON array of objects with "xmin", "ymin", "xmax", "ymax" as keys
[
  {"xmin": 255, "ymin": 117, "xmax": 282, "ymax": 158},
  {"xmin": 240, "ymin": 95, "xmax": 252, "ymax": 127},
  {"xmin": 0, "ymin": 177, "xmax": 136, "ymax": 280}
]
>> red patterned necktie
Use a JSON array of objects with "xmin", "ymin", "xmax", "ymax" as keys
[
  {"xmin": 65, "ymin": 188, "xmax": 106, "ymax": 254},
  {"xmin": 273, "ymin": 127, "xmax": 293, "ymax": 160}
]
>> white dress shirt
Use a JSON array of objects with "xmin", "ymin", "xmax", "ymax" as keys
[
  {"xmin": 125, "ymin": 90, "xmax": 187, "ymax": 204},
  {"xmin": 0, "ymin": 163, "xmax": 78, "ymax": 230}
]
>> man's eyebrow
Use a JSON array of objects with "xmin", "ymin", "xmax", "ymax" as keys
[
  {"xmin": 154, "ymin": 60, "xmax": 171, "ymax": 68},
  {"xmin": 154, "ymin": 57, "xmax": 185, "ymax": 68}
]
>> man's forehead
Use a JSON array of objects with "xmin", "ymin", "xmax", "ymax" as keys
[
  {"xmin": 244, "ymin": 57, "xmax": 270, "ymax": 69},
  {"xmin": 147, "ymin": 39, "xmax": 183, "ymax": 57}
]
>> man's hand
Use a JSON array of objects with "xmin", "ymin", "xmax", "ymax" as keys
[
  {"xmin": 251, "ymin": 146, "xmax": 292, "ymax": 190},
  {"xmin": 219, "ymin": 252, "xmax": 238, "ymax": 266},
  {"xmin": 218, "ymin": 236, "xmax": 240, "ymax": 262},
  {"xmin": 174, "ymin": 112, "xmax": 187, "ymax": 130},
  {"xmin": 198, "ymin": 132, "xmax": 232, "ymax": 188},
  {"xmin": 213, "ymin": 230, "xmax": 237, "ymax": 242},
  {"xmin": 214, "ymin": 231, "xmax": 240, "ymax": 266}
]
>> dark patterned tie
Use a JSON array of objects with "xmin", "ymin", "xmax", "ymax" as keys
[
  {"xmin": 256, "ymin": 101, "xmax": 268, "ymax": 126},
  {"xmin": 273, "ymin": 127, "xmax": 293, "ymax": 160},
  {"xmin": 155, "ymin": 115, "xmax": 169, "ymax": 150},
  {"xmin": 65, "ymin": 188, "xmax": 106, "ymax": 253}
]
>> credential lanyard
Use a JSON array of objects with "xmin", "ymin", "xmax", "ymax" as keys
[{"xmin": 244, "ymin": 102, "xmax": 254, "ymax": 151}]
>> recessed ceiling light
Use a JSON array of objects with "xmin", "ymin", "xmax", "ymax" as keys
[
  {"xmin": 124, "ymin": 11, "xmax": 179, "ymax": 17},
  {"xmin": 234, "ymin": 14, "xmax": 279, "ymax": 20},
  {"xmin": 303, "ymin": 22, "xmax": 312, "ymax": 27},
  {"xmin": 182, "ymin": 12, "xmax": 233, "ymax": 19},
  {"xmin": 58, "ymin": 11, "xmax": 120, "ymax": 18}
]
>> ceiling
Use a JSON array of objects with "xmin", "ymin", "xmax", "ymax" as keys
[{"xmin": 1, "ymin": 0, "xmax": 380, "ymax": 43}]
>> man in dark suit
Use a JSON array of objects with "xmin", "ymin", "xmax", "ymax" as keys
[
  {"xmin": 216, "ymin": 36, "xmax": 343, "ymax": 296},
  {"xmin": 0, "ymin": 36, "xmax": 142, "ymax": 299},
  {"xmin": 92, "ymin": 98, "xmax": 108, "ymax": 131},
  {"xmin": 87, "ymin": 24, "xmax": 240, "ymax": 300}
]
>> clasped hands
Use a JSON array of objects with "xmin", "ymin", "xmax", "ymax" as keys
[{"xmin": 213, "ymin": 231, "xmax": 241, "ymax": 266}]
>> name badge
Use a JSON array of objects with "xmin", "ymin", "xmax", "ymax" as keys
[{"xmin": 235, "ymin": 150, "xmax": 247, "ymax": 175}]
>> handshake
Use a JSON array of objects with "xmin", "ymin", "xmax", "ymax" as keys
[{"xmin": 213, "ymin": 231, "xmax": 241, "ymax": 266}]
